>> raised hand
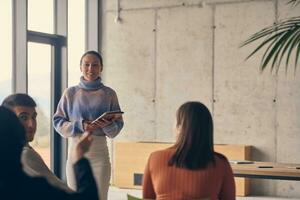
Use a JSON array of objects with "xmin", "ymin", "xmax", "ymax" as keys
[{"xmin": 72, "ymin": 131, "xmax": 93, "ymax": 163}]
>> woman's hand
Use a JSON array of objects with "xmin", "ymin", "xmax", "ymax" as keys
[
  {"xmin": 72, "ymin": 131, "xmax": 93, "ymax": 163},
  {"xmin": 83, "ymin": 120, "xmax": 96, "ymax": 131},
  {"xmin": 83, "ymin": 118, "xmax": 114, "ymax": 131},
  {"xmin": 91, "ymin": 118, "xmax": 113, "ymax": 128}
]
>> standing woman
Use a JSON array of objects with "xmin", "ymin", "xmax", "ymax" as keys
[
  {"xmin": 53, "ymin": 51, "xmax": 124, "ymax": 200},
  {"xmin": 143, "ymin": 102, "xmax": 235, "ymax": 200}
]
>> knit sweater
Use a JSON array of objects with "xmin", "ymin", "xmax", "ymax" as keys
[
  {"xmin": 143, "ymin": 147, "xmax": 236, "ymax": 200},
  {"xmin": 53, "ymin": 76, "xmax": 124, "ymax": 138}
]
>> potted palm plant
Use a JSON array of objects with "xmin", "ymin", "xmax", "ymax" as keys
[{"xmin": 241, "ymin": 0, "xmax": 300, "ymax": 73}]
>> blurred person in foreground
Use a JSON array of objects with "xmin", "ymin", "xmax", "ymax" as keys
[{"xmin": 0, "ymin": 106, "xmax": 98, "ymax": 200}]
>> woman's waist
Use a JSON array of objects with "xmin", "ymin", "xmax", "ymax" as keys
[
  {"xmin": 91, "ymin": 129, "xmax": 106, "ymax": 136},
  {"xmin": 68, "ymin": 135, "xmax": 108, "ymax": 152}
]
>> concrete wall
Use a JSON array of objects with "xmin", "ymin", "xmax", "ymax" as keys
[{"xmin": 101, "ymin": 0, "xmax": 300, "ymax": 197}]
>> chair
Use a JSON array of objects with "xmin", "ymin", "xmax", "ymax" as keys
[
  {"xmin": 127, "ymin": 194, "xmax": 142, "ymax": 200},
  {"xmin": 127, "ymin": 194, "xmax": 209, "ymax": 200}
]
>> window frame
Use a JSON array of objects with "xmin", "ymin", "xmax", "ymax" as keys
[{"xmin": 12, "ymin": 0, "xmax": 99, "ymax": 179}]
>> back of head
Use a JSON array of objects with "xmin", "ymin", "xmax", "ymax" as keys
[
  {"xmin": 1, "ymin": 93, "xmax": 37, "ymax": 110},
  {"xmin": 169, "ymin": 101, "xmax": 214, "ymax": 169},
  {"xmin": 0, "ymin": 106, "xmax": 26, "ymax": 174}
]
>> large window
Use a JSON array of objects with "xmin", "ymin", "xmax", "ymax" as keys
[
  {"xmin": 28, "ymin": 42, "xmax": 51, "ymax": 167},
  {"xmin": 28, "ymin": 0, "xmax": 53, "ymax": 33},
  {"xmin": 68, "ymin": 0, "xmax": 85, "ymax": 86},
  {"xmin": 10, "ymin": 0, "xmax": 99, "ymax": 178},
  {"xmin": 0, "ymin": 0, "xmax": 12, "ymax": 102},
  {"xmin": 27, "ymin": 0, "xmax": 54, "ymax": 168}
]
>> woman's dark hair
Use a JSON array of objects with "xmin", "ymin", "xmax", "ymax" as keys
[
  {"xmin": 0, "ymin": 106, "xmax": 26, "ymax": 170},
  {"xmin": 168, "ymin": 101, "xmax": 214, "ymax": 170},
  {"xmin": 1, "ymin": 93, "xmax": 36, "ymax": 110},
  {"xmin": 80, "ymin": 50, "xmax": 103, "ymax": 67}
]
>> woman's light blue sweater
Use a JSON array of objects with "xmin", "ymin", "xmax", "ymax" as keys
[{"xmin": 53, "ymin": 76, "xmax": 124, "ymax": 138}]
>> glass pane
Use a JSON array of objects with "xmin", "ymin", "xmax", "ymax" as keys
[
  {"xmin": 28, "ymin": 42, "xmax": 51, "ymax": 168},
  {"xmin": 68, "ymin": 0, "xmax": 85, "ymax": 86},
  {"xmin": 0, "ymin": 0, "xmax": 12, "ymax": 102},
  {"xmin": 28, "ymin": 0, "xmax": 53, "ymax": 33}
]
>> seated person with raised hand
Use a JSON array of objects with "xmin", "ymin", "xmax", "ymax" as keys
[
  {"xmin": 143, "ymin": 101, "xmax": 235, "ymax": 200},
  {"xmin": 1, "ymin": 93, "xmax": 72, "ymax": 192},
  {"xmin": 0, "ymin": 105, "xmax": 98, "ymax": 199}
]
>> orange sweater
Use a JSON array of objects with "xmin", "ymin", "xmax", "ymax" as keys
[{"xmin": 143, "ymin": 147, "xmax": 235, "ymax": 200}]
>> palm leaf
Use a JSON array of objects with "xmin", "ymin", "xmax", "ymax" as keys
[
  {"xmin": 285, "ymin": 31, "xmax": 300, "ymax": 71},
  {"xmin": 241, "ymin": 16, "xmax": 300, "ymax": 73},
  {"xmin": 271, "ymin": 25, "xmax": 299, "ymax": 72},
  {"xmin": 242, "ymin": 18, "xmax": 300, "ymax": 45},
  {"xmin": 245, "ymin": 31, "xmax": 284, "ymax": 60},
  {"xmin": 288, "ymin": 0, "xmax": 300, "ymax": 6},
  {"xmin": 294, "ymin": 42, "xmax": 300, "ymax": 73},
  {"xmin": 261, "ymin": 33, "xmax": 287, "ymax": 72}
]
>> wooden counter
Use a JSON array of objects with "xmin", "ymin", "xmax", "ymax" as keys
[
  {"xmin": 113, "ymin": 142, "xmax": 252, "ymax": 196},
  {"xmin": 230, "ymin": 161, "xmax": 300, "ymax": 181}
]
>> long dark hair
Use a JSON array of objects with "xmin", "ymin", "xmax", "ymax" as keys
[
  {"xmin": 168, "ymin": 101, "xmax": 215, "ymax": 170},
  {"xmin": 0, "ymin": 106, "xmax": 26, "ymax": 172}
]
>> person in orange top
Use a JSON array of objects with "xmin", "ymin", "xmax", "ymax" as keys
[{"xmin": 143, "ymin": 101, "xmax": 235, "ymax": 200}]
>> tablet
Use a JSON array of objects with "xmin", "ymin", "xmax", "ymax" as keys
[{"xmin": 92, "ymin": 110, "xmax": 124, "ymax": 124}]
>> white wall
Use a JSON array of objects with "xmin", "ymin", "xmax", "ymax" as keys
[{"xmin": 101, "ymin": 0, "xmax": 300, "ymax": 197}]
